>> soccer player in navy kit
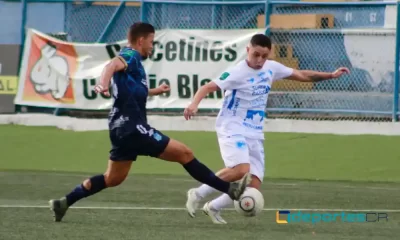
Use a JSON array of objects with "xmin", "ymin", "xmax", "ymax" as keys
[{"xmin": 49, "ymin": 22, "xmax": 251, "ymax": 222}]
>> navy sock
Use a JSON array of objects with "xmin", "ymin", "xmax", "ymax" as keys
[
  {"xmin": 183, "ymin": 158, "xmax": 230, "ymax": 193},
  {"xmin": 65, "ymin": 174, "xmax": 106, "ymax": 206}
]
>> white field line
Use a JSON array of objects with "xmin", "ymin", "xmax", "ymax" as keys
[
  {"xmin": 154, "ymin": 178, "xmax": 299, "ymax": 186},
  {"xmin": 154, "ymin": 178, "xmax": 400, "ymax": 190},
  {"xmin": 0, "ymin": 205, "xmax": 400, "ymax": 212},
  {"xmin": 1, "ymin": 172, "xmax": 399, "ymax": 190}
]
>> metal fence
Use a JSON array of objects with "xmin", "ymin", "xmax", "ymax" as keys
[
  {"xmin": 267, "ymin": 1, "xmax": 399, "ymax": 121},
  {"xmin": 17, "ymin": 0, "xmax": 400, "ymax": 121}
]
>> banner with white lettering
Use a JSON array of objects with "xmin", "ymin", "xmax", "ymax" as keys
[{"xmin": 14, "ymin": 28, "xmax": 263, "ymax": 109}]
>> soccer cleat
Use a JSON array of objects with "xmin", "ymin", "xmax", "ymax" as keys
[
  {"xmin": 186, "ymin": 188, "xmax": 201, "ymax": 218},
  {"xmin": 203, "ymin": 201, "xmax": 227, "ymax": 224},
  {"xmin": 227, "ymin": 172, "xmax": 251, "ymax": 201},
  {"xmin": 49, "ymin": 197, "xmax": 69, "ymax": 222}
]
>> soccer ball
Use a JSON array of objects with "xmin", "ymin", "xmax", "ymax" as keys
[{"xmin": 234, "ymin": 187, "xmax": 264, "ymax": 217}]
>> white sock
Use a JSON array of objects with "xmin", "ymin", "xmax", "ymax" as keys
[
  {"xmin": 195, "ymin": 184, "xmax": 218, "ymax": 199},
  {"xmin": 210, "ymin": 194, "xmax": 233, "ymax": 211}
]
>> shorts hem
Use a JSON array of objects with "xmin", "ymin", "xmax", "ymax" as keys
[
  {"xmin": 109, "ymin": 156, "xmax": 137, "ymax": 161},
  {"xmin": 151, "ymin": 137, "xmax": 170, "ymax": 158},
  {"xmin": 250, "ymin": 173, "xmax": 264, "ymax": 182},
  {"xmin": 224, "ymin": 161, "xmax": 250, "ymax": 168}
]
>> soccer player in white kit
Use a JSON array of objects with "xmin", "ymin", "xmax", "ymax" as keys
[{"xmin": 183, "ymin": 34, "xmax": 349, "ymax": 224}]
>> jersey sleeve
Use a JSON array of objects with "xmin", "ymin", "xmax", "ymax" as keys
[
  {"xmin": 271, "ymin": 61, "xmax": 294, "ymax": 82},
  {"xmin": 117, "ymin": 49, "xmax": 140, "ymax": 73},
  {"xmin": 213, "ymin": 70, "xmax": 239, "ymax": 90}
]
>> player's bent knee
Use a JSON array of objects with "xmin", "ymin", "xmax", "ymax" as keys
[
  {"xmin": 104, "ymin": 173, "xmax": 127, "ymax": 187},
  {"xmin": 159, "ymin": 139, "xmax": 194, "ymax": 164},
  {"xmin": 233, "ymin": 163, "xmax": 250, "ymax": 178},
  {"xmin": 103, "ymin": 160, "xmax": 132, "ymax": 187},
  {"xmin": 180, "ymin": 146, "xmax": 194, "ymax": 164},
  {"xmin": 249, "ymin": 175, "xmax": 262, "ymax": 189}
]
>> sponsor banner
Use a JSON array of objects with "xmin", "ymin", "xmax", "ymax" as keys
[
  {"xmin": 15, "ymin": 28, "xmax": 264, "ymax": 109},
  {"xmin": 0, "ymin": 76, "xmax": 17, "ymax": 95},
  {"xmin": 343, "ymin": 29, "xmax": 395, "ymax": 90}
]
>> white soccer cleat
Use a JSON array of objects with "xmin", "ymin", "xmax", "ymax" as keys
[
  {"xmin": 186, "ymin": 188, "xmax": 201, "ymax": 218},
  {"xmin": 202, "ymin": 201, "xmax": 227, "ymax": 224}
]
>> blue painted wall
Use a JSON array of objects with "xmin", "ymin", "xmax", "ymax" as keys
[{"xmin": 0, "ymin": 1, "xmax": 65, "ymax": 44}]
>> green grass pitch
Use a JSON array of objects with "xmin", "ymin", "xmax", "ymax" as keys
[{"xmin": 0, "ymin": 125, "xmax": 400, "ymax": 240}]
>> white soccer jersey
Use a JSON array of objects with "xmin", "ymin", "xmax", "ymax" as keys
[{"xmin": 213, "ymin": 60, "xmax": 293, "ymax": 140}]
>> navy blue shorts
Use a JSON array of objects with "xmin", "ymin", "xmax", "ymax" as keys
[{"xmin": 109, "ymin": 122, "xmax": 170, "ymax": 161}]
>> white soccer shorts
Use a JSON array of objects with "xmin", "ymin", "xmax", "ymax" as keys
[{"xmin": 217, "ymin": 134, "xmax": 265, "ymax": 181}]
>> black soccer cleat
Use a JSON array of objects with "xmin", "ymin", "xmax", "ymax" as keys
[
  {"xmin": 227, "ymin": 172, "xmax": 251, "ymax": 201},
  {"xmin": 49, "ymin": 197, "xmax": 69, "ymax": 222}
]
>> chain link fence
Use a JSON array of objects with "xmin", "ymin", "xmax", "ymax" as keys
[
  {"xmin": 143, "ymin": 2, "xmax": 264, "ymax": 30},
  {"xmin": 21, "ymin": 0, "xmax": 399, "ymax": 121},
  {"xmin": 267, "ymin": 2, "xmax": 396, "ymax": 121},
  {"xmin": 64, "ymin": 2, "xmax": 141, "ymax": 43},
  {"xmin": 63, "ymin": 1, "xmax": 265, "ymax": 43},
  {"xmin": 268, "ymin": 3, "xmax": 396, "ymax": 121}
]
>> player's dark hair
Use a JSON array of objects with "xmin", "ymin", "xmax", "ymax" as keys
[
  {"xmin": 128, "ymin": 22, "xmax": 155, "ymax": 43},
  {"xmin": 250, "ymin": 34, "xmax": 272, "ymax": 49}
]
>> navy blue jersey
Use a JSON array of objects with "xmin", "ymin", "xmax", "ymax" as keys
[{"xmin": 108, "ymin": 47, "xmax": 148, "ymax": 129}]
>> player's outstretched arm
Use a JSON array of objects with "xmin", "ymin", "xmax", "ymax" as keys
[
  {"xmin": 148, "ymin": 83, "xmax": 170, "ymax": 96},
  {"xmin": 184, "ymin": 82, "xmax": 219, "ymax": 120},
  {"xmin": 191, "ymin": 81, "xmax": 219, "ymax": 106},
  {"xmin": 287, "ymin": 67, "xmax": 350, "ymax": 82},
  {"xmin": 94, "ymin": 57, "xmax": 126, "ymax": 96}
]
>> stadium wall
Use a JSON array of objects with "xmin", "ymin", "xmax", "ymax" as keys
[
  {"xmin": 1, "ymin": 114, "xmax": 400, "ymax": 135},
  {"xmin": 0, "ymin": 44, "xmax": 19, "ymax": 113}
]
